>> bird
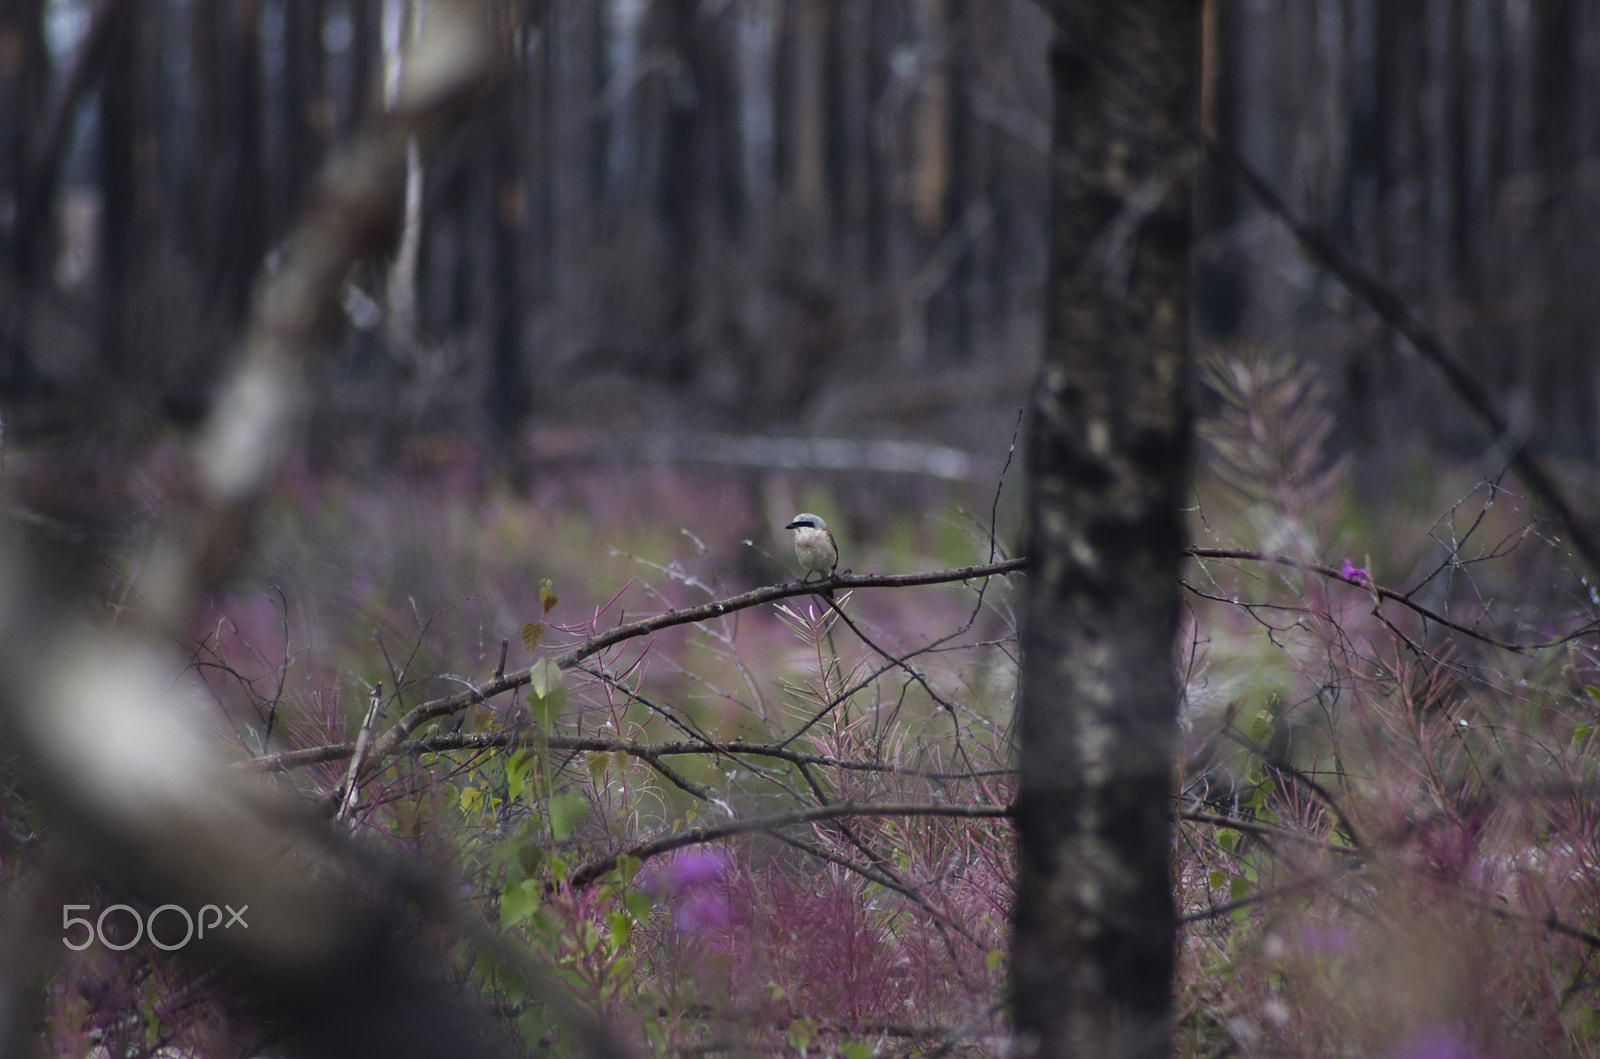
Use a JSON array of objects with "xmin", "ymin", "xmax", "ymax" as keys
[{"xmin": 784, "ymin": 512, "xmax": 839, "ymax": 596}]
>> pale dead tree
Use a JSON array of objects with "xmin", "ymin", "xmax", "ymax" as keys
[
  {"xmin": 1013, "ymin": 4, "xmax": 1197, "ymax": 1058},
  {"xmin": 0, "ymin": 4, "xmax": 621, "ymax": 1056},
  {"xmin": 383, "ymin": 0, "xmax": 427, "ymax": 360}
]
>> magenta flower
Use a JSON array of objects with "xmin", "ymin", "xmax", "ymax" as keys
[
  {"xmin": 675, "ymin": 888, "xmax": 734, "ymax": 932},
  {"xmin": 1388, "ymin": 1025, "xmax": 1497, "ymax": 1059},
  {"xmin": 642, "ymin": 848, "xmax": 730, "ymax": 892},
  {"xmin": 640, "ymin": 848, "xmax": 734, "ymax": 934},
  {"xmin": 1340, "ymin": 559, "xmax": 1370, "ymax": 585}
]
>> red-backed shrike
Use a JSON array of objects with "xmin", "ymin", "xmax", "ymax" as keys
[{"xmin": 784, "ymin": 513, "xmax": 838, "ymax": 594}]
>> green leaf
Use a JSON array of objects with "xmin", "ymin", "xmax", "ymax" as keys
[
  {"xmin": 549, "ymin": 791, "xmax": 588, "ymax": 841},
  {"xmin": 500, "ymin": 879, "xmax": 540, "ymax": 928},
  {"xmin": 540, "ymin": 579, "xmax": 559, "ymax": 615},
  {"xmin": 521, "ymin": 622, "xmax": 546, "ymax": 654},
  {"xmin": 1228, "ymin": 873, "xmax": 1252, "ymax": 926},
  {"xmin": 1207, "ymin": 870, "xmax": 1229, "ymax": 891},
  {"xmin": 1585, "ymin": 685, "xmax": 1600, "ymax": 705},
  {"xmin": 459, "ymin": 785, "xmax": 483, "ymax": 814},
  {"xmin": 526, "ymin": 659, "xmax": 567, "ymax": 729},
  {"xmin": 624, "ymin": 889, "xmax": 654, "ymax": 923},
  {"xmin": 841, "ymin": 1043, "xmax": 874, "ymax": 1059},
  {"xmin": 985, "ymin": 948, "xmax": 1005, "ymax": 973},
  {"xmin": 517, "ymin": 1006, "xmax": 552, "ymax": 1051},
  {"xmin": 1215, "ymin": 828, "xmax": 1239, "ymax": 852},
  {"xmin": 787, "ymin": 1017, "xmax": 815, "ymax": 1056},
  {"xmin": 516, "ymin": 839, "xmax": 545, "ymax": 879},
  {"xmin": 507, "ymin": 746, "xmax": 542, "ymax": 804},
  {"xmin": 608, "ymin": 909, "xmax": 631, "ymax": 948},
  {"xmin": 530, "ymin": 658, "xmax": 564, "ymax": 699}
]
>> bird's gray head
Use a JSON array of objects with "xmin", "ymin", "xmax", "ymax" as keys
[{"xmin": 785, "ymin": 513, "xmax": 828, "ymax": 531}]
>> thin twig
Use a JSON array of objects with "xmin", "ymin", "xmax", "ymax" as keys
[{"xmin": 336, "ymin": 683, "xmax": 385, "ymax": 822}]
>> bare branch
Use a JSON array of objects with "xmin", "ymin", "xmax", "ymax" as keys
[
  {"xmin": 336, "ymin": 683, "xmax": 385, "ymax": 822},
  {"xmin": 352, "ymin": 558, "xmax": 1027, "ymax": 781},
  {"xmin": 566, "ymin": 801, "xmax": 1014, "ymax": 889}
]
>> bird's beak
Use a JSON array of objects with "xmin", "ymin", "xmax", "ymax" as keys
[{"xmin": 784, "ymin": 521, "xmax": 800, "ymax": 530}]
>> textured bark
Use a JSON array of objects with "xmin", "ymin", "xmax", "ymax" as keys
[{"xmin": 1013, "ymin": 4, "xmax": 1196, "ymax": 1058}]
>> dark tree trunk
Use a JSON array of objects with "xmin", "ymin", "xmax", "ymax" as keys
[
  {"xmin": 346, "ymin": 0, "xmax": 377, "ymax": 128},
  {"xmin": 280, "ymin": 0, "xmax": 328, "ymax": 232},
  {"xmin": 188, "ymin": 0, "xmax": 220, "ymax": 264},
  {"xmin": 940, "ymin": 0, "xmax": 970, "ymax": 359},
  {"xmin": 98, "ymin": 0, "xmax": 145, "ymax": 374},
  {"xmin": 1530, "ymin": 0, "xmax": 1576, "ymax": 215},
  {"xmin": 521, "ymin": 0, "xmax": 553, "ymax": 302},
  {"xmin": 821, "ymin": 0, "xmax": 845, "ymax": 246},
  {"xmin": 863, "ymin": 0, "xmax": 889, "ymax": 281},
  {"xmin": 792, "ymin": 0, "xmax": 827, "ymax": 222},
  {"xmin": 650, "ymin": 0, "xmax": 697, "ymax": 379},
  {"xmin": 1, "ymin": 0, "xmax": 48, "ymax": 274},
  {"xmin": 1194, "ymin": 0, "xmax": 1245, "ymax": 336},
  {"xmin": 586, "ymin": 0, "xmax": 611, "ymax": 220},
  {"xmin": 200, "ymin": 0, "xmax": 267, "ymax": 325},
  {"xmin": 704, "ymin": 5, "xmax": 746, "ymax": 238},
  {"xmin": 772, "ymin": 0, "xmax": 796, "ymax": 204},
  {"xmin": 1, "ymin": 0, "xmax": 49, "ymax": 389},
  {"xmin": 1445, "ymin": 0, "xmax": 1474, "ymax": 294},
  {"xmin": 488, "ymin": 26, "xmax": 527, "ymax": 442},
  {"xmin": 1013, "ymin": 4, "xmax": 1196, "ymax": 1057}
]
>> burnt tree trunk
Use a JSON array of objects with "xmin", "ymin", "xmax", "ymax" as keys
[
  {"xmin": 1013, "ymin": 4, "xmax": 1196, "ymax": 1058},
  {"xmin": 1, "ymin": 0, "xmax": 49, "ymax": 389}
]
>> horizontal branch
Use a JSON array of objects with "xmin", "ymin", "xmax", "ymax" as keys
[
  {"xmin": 551, "ymin": 557, "xmax": 1029, "ymax": 672},
  {"xmin": 349, "ymin": 558, "xmax": 1028, "ymax": 783},
  {"xmin": 249, "ymin": 728, "xmax": 1012, "ymax": 782},
  {"xmin": 288, "ymin": 545, "xmax": 1581, "ymax": 802},
  {"xmin": 567, "ymin": 801, "xmax": 1337, "ymax": 892},
  {"xmin": 566, "ymin": 801, "xmax": 1015, "ymax": 889}
]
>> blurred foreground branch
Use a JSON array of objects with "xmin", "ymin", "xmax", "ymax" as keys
[{"xmin": 0, "ymin": 5, "xmax": 634, "ymax": 1057}]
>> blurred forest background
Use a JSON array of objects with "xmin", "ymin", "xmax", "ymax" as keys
[
  {"xmin": 6, "ymin": 2, "xmax": 1600, "ymax": 1056},
  {"xmin": 4, "ymin": 0, "xmax": 1599, "ymax": 489}
]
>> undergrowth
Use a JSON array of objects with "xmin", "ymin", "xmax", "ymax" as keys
[{"xmin": 28, "ymin": 349, "xmax": 1600, "ymax": 1057}]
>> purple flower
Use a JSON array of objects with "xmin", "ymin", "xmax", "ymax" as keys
[
  {"xmin": 1388, "ymin": 1026, "xmax": 1496, "ymax": 1059},
  {"xmin": 1340, "ymin": 559, "xmax": 1370, "ymax": 585},
  {"xmin": 674, "ymin": 889, "xmax": 733, "ymax": 933},
  {"xmin": 639, "ymin": 849, "xmax": 735, "ymax": 935},
  {"xmin": 643, "ymin": 849, "xmax": 730, "ymax": 893}
]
